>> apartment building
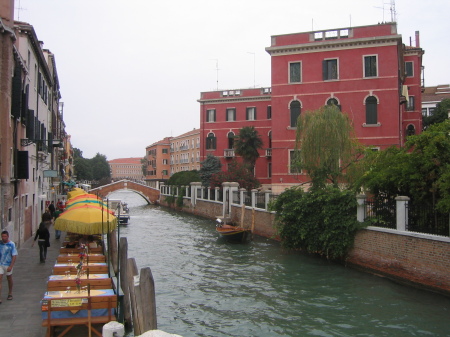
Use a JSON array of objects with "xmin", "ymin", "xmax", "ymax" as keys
[
  {"xmin": 199, "ymin": 22, "xmax": 424, "ymax": 193},
  {"xmin": 109, "ymin": 157, "xmax": 145, "ymax": 181},
  {"xmin": 145, "ymin": 137, "xmax": 171, "ymax": 188},
  {"xmin": 0, "ymin": 2, "xmax": 68, "ymax": 245},
  {"xmin": 170, "ymin": 128, "xmax": 201, "ymax": 175}
]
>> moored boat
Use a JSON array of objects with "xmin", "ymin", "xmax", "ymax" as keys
[
  {"xmin": 108, "ymin": 199, "xmax": 130, "ymax": 225},
  {"xmin": 215, "ymin": 218, "xmax": 251, "ymax": 242}
]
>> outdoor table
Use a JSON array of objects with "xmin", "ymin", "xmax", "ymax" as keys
[
  {"xmin": 47, "ymin": 274, "xmax": 112, "ymax": 291},
  {"xmin": 59, "ymin": 247, "xmax": 103, "ymax": 254},
  {"xmin": 41, "ymin": 288, "xmax": 116, "ymax": 337},
  {"xmin": 57, "ymin": 254, "xmax": 106, "ymax": 263},
  {"xmin": 52, "ymin": 263, "xmax": 108, "ymax": 275}
]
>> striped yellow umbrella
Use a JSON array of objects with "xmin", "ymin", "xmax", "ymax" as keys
[
  {"xmin": 67, "ymin": 188, "xmax": 87, "ymax": 200},
  {"xmin": 55, "ymin": 204, "xmax": 117, "ymax": 235}
]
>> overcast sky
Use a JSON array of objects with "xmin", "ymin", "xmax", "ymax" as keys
[{"xmin": 17, "ymin": 0, "xmax": 450, "ymax": 160}]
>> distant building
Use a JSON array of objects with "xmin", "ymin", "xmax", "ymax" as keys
[
  {"xmin": 422, "ymin": 84, "xmax": 450, "ymax": 117},
  {"xmin": 170, "ymin": 128, "xmax": 201, "ymax": 175},
  {"xmin": 109, "ymin": 157, "xmax": 144, "ymax": 181},
  {"xmin": 199, "ymin": 22, "xmax": 424, "ymax": 193},
  {"xmin": 145, "ymin": 137, "xmax": 171, "ymax": 189}
]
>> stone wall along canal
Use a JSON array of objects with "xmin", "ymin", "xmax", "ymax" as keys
[{"xmin": 110, "ymin": 190, "xmax": 450, "ymax": 337}]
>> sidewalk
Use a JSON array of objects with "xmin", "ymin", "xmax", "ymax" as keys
[
  {"xmin": 0, "ymin": 225, "xmax": 100, "ymax": 337},
  {"xmin": 0, "ymin": 225, "xmax": 63, "ymax": 336}
]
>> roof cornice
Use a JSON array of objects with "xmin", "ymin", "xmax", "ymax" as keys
[
  {"xmin": 265, "ymin": 35, "xmax": 402, "ymax": 56},
  {"xmin": 198, "ymin": 95, "xmax": 271, "ymax": 104}
]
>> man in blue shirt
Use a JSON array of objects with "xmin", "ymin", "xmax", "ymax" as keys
[{"xmin": 0, "ymin": 231, "xmax": 18, "ymax": 302}]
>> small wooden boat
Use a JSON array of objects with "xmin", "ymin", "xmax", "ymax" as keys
[{"xmin": 215, "ymin": 219, "xmax": 251, "ymax": 242}]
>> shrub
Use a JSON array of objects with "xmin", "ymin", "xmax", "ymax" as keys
[{"xmin": 271, "ymin": 185, "xmax": 364, "ymax": 259}]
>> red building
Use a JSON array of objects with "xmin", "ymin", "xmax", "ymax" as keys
[{"xmin": 199, "ymin": 23, "xmax": 424, "ymax": 193}]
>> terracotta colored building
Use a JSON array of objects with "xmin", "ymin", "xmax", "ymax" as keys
[
  {"xmin": 109, "ymin": 157, "xmax": 144, "ymax": 181},
  {"xmin": 199, "ymin": 22, "xmax": 424, "ymax": 193},
  {"xmin": 422, "ymin": 84, "xmax": 450, "ymax": 117},
  {"xmin": 145, "ymin": 137, "xmax": 171, "ymax": 188}
]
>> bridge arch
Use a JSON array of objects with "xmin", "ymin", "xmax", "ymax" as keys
[{"xmin": 90, "ymin": 180, "xmax": 160, "ymax": 204}]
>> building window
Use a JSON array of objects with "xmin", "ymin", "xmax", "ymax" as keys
[
  {"xmin": 322, "ymin": 59, "xmax": 338, "ymax": 80},
  {"xmin": 227, "ymin": 132, "xmax": 235, "ymax": 149},
  {"xmin": 326, "ymin": 98, "xmax": 341, "ymax": 111},
  {"xmin": 289, "ymin": 62, "xmax": 301, "ymax": 83},
  {"xmin": 405, "ymin": 61, "xmax": 414, "ymax": 77},
  {"xmin": 206, "ymin": 109, "xmax": 216, "ymax": 122},
  {"xmin": 290, "ymin": 100, "xmax": 301, "ymax": 127},
  {"xmin": 162, "ymin": 148, "xmax": 168, "ymax": 154},
  {"xmin": 364, "ymin": 55, "xmax": 377, "ymax": 77},
  {"xmin": 406, "ymin": 124, "xmax": 416, "ymax": 137},
  {"xmin": 246, "ymin": 107, "xmax": 256, "ymax": 121},
  {"xmin": 289, "ymin": 150, "xmax": 301, "ymax": 174},
  {"xmin": 268, "ymin": 162, "xmax": 272, "ymax": 178},
  {"xmin": 206, "ymin": 133, "xmax": 216, "ymax": 150},
  {"xmin": 407, "ymin": 96, "xmax": 415, "ymax": 111},
  {"xmin": 226, "ymin": 108, "xmax": 236, "ymax": 121},
  {"xmin": 365, "ymin": 96, "xmax": 378, "ymax": 124},
  {"xmin": 267, "ymin": 105, "xmax": 272, "ymax": 119}
]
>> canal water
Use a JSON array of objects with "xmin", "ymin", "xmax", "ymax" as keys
[{"xmin": 110, "ymin": 190, "xmax": 450, "ymax": 337}]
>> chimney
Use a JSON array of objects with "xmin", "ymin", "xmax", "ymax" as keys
[
  {"xmin": 415, "ymin": 31, "xmax": 420, "ymax": 48},
  {"xmin": 0, "ymin": 0, "xmax": 14, "ymax": 27}
]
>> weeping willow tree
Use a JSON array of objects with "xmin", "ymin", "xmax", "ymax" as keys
[{"xmin": 294, "ymin": 104, "xmax": 363, "ymax": 190}]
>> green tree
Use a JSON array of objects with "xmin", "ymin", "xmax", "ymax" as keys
[
  {"xmin": 210, "ymin": 160, "xmax": 260, "ymax": 191},
  {"xmin": 352, "ymin": 120, "xmax": 450, "ymax": 212},
  {"xmin": 199, "ymin": 154, "xmax": 222, "ymax": 187},
  {"xmin": 90, "ymin": 153, "xmax": 111, "ymax": 181},
  {"xmin": 167, "ymin": 170, "xmax": 201, "ymax": 186},
  {"xmin": 423, "ymin": 99, "xmax": 450, "ymax": 129},
  {"xmin": 140, "ymin": 157, "xmax": 147, "ymax": 176},
  {"xmin": 295, "ymin": 105, "xmax": 363, "ymax": 189},
  {"xmin": 74, "ymin": 157, "xmax": 92, "ymax": 180},
  {"xmin": 73, "ymin": 148, "xmax": 83, "ymax": 159},
  {"xmin": 234, "ymin": 126, "xmax": 264, "ymax": 173}
]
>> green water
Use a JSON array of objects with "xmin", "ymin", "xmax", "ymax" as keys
[{"xmin": 112, "ymin": 191, "xmax": 450, "ymax": 337}]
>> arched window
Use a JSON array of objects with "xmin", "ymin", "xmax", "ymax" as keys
[
  {"xmin": 206, "ymin": 133, "xmax": 216, "ymax": 150},
  {"xmin": 290, "ymin": 100, "xmax": 301, "ymax": 127},
  {"xmin": 365, "ymin": 96, "xmax": 378, "ymax": 125},
  {"xmin": 227, "ymin": 132, "xmax": 235, "ymax": 149},
  {"xmin": 406, "ymin": 124, "xmax": 416, "ymax": 137},
  {"xmin": 327, "ymin": 98, "xmax": 341, "ymax": 111}
]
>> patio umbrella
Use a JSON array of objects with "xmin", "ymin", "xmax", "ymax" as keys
[
  {"xmin": 67, "ymin": 188, "xmax": 87, "ymax": 200},
  {"xmin": 55, "ymin": 204, "xmax": 117, "ymax": 235},
  {"xmin": 64, "ymin": 199, "xmax": 109, "ymax": 211}
]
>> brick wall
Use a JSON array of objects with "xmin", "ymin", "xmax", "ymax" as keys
[{"xmin": 347, "ymin": 228, "xmax": 450, "ymax": 295}]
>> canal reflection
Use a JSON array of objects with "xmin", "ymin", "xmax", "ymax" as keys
[{"xmin": 110, "ymin": 190, "xmax": 450, "ymax": 337}]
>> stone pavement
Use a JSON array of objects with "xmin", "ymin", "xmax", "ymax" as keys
[{"xmin": 0, "ymin": 226, "xmax": 92, "ymax": 337}]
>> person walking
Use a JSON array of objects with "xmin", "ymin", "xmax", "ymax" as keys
[
  {"xmin": 48, "ymin": 201, "xmax": 55, "ymax": 217},
  {"xmin": 31, "ymin": 223, "xmax": 50, "ymax": 263},
  {"xmin": 53, "ymin": 207, "xmax": 63, "ymax": 239},
  {"xmin": 0, "ymin": 231, "xmax": 18, "ymax": 303}
]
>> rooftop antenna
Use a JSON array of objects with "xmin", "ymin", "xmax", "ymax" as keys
[
  {"xmin": 15, "ymin": 0, "xmax": 26, "ymax": 20},
  {"xmin": 374, "ymin": 2, "xmax": 388, "ymax": 22},
  {"xmin": 210, "ymin": 59, "xmax": 219, "ymax": 91},
  {"xmin": 390, "ymin": 0, "xmax": 397, "ymax": 22},
  {"xmin": 247, "ymin": 52, "xmax": 255, "ymax": 88}
]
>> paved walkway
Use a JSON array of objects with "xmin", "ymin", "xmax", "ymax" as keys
[{"xmin": 0, "ymin": 227, "xmax": 90, "ymax": 337}]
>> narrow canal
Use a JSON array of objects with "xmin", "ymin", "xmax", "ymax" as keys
[{"xmin": 110, "ymin": 190, "xmax": 450, "ymax": 337}]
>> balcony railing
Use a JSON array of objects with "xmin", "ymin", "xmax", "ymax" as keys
[
  {"xmin": 224, "ymin": 149, "xmax": 235, "ymax": 158},
  {"xmin": 266, "ymin": 148, "xmax": 272, "ymax": 157}
]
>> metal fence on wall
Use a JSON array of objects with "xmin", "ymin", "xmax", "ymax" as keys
[
  {"xmin": 364, "ymin": 198, "xmax": 396, "ymax": 229},
  {"xmin": 407, "ymin": 202, "xmax": 449, "ymax": 237}
]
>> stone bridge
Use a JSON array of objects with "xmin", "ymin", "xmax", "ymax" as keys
[{"xmin": 90, "ymin": 180, "xmax": 160, "ymax": 204}]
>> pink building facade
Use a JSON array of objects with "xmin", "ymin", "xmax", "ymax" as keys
[{"xmin": 199, "ymin": 23, "xmax": 424, "ymax": 193}]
